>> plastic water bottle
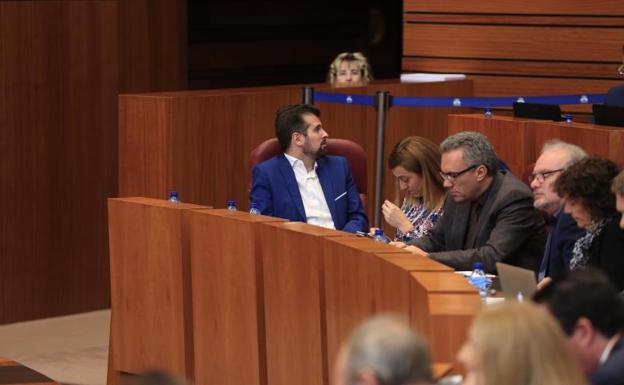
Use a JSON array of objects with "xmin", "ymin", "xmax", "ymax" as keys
[
  {"xmin": 468, "ymin": 262, "xmax": 490, "ymax": 302},
  {"xmin": 168, "ymin": 191, "xmax": 180, "ymax": 203},
  {"xmin": 226, "ymin": 200, "xmax": 237, "ymax": 212},
  {"xmin": 484, "ymin": 107, "xmax": 493, "ymax": 118},
  {"xmin": 564, "ymin": 114, "xmax": 573, "ymax": 124},
  {"xmin": 249, "ymin": 202, "xmax": 260, "ymax": 215},
  {"xmin": 373, "ymin": 228, "xmax": 389, "ymax": 244}
]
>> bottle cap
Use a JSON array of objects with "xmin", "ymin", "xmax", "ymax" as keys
[
  {"xmin": 374, "ymin": 228, "xmax": 384, "ymax": 236},
  {"xmin": 227, "ymin": 200, "xmax": 236, "ymax": 206},
  {"xmin": 472, "ymin": 262, "xmax": 483, "ymax": 270}
]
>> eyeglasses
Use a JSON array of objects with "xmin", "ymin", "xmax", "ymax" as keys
[
  {"xmin": 440, "ymin": 165, "xmax": 477, "ymax": 181},
  {"xmin": 528, "ymin": 169, "xmax": 564, "ymax": 184}
]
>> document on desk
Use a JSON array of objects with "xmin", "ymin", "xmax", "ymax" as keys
[{"xmin": 400, "ymin": 73, "xmax": 466, "ymax": 83}]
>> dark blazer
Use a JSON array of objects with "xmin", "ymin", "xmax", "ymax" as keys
[
  {"xmin": 250, "ymin": 154, "xmax": 368, "ymax": 233},
  {"xmin": 538, "ymin": 210, "xmax": 585, "ymax": 281},
  {"xmin": 591, "ymin": 335, "xmax": 624, "ymax": 385},
  {"xmin": 410, "ymin": 171, "xmax": 546, "ymax": 273},
  {"xmin": 587, "ymin": 214, "xmax": 624, "ymax": 291}
]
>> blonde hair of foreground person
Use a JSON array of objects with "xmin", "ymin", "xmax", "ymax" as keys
[
  {"xmin": 459, "ymin": 302, "xmax": 588, "ymax": 385},
  {"xmin": 327, "ymin": 52, "xmax": 373, "ymax": 85}
]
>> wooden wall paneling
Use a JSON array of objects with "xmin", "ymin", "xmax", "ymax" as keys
[
  {"xmin": 119, "ymin": 88, "xmax": 301, "ymax": 209},
  {"xmin": 408, "ymin": 272, "xmax": 480, "ymax": 363},
  {"xmin": 118, "ymin": 0, "xmax": 187, "ymax": 93},
  {"xmin": 447, "ymin": 114, "xmax": 537, "ymax": 177},
  {"xmin": 189, "ymin": 209, "xmax": 286, "ymax": 385},
  {"xmin": 107, "ymin": 197, "xmax": 208, "ymax": 383},
  {"xmin": 403, "ymin": 24, "xmax": 624, "ymax": 62},
  {"xmin": 0, "ymin": 0, "xmax": 118, "ymax": 323},
  {"xmin": 0, "ymin": 0, "xmax": 186, "ymax": 324},
  {"xmin": 118, "ymin": 95, "xmax": 175, "ymax": 199},
  {"xmin": 259, "ymin": 222, "xmax": 351, "ymax": 385},
  {"xmin": 402, "ymin": 1, "xmax": 624, "ymax": 119},
  {"xmin": 404, "ymin": 0, "xmax": 624, "ymax": 15}
]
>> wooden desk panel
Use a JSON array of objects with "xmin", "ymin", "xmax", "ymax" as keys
[
  {"xmin": 259, "ymin": 222, "xmax": 351, "ymax": 385},
  {"xmin": 107, "ymin": 197, "xmax": 208, "ymax": 381},
  {"xmin": 448, "ymin": 114, "xmax": 537, "ymax": 177},
  {"xmin": 322, "ymin": 237, "xmax": 414, "ymax": 385},
  {"xmin": 188, "ymin": 210, "xmax": 285, "ymax": 385},
  {"xmin": 533, "ymin": 121, "xmax": 624, "ymax": 166},
  {"xmin": 448, "ymin": 114, "xmax": 624, "ymax": 176},
  {"xmin": 409, "ymin": 272, "xmax": 480, "ymax": 363}
]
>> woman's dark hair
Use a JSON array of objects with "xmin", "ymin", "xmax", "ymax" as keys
[{"xmin": 555, "ymin": 156, "xmax": 620, "ymax": 221}]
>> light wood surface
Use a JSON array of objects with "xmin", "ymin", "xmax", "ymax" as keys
[
  {"xmin": 189, "ymin": 210, "xmax": 286, "ymax": 385},
  {"xmin": 409, "ymin": 272, "xmax": 480, "ymax": 363},
  {"xmin": 259, "ymin": 222, "xmax": 352, "ymax": 385},
  {"xmin": 448, "ymin": 114, "xmax": 624, "ymax": 177},
  {"xmin": 109, "ymin": 205, "xmax": 480, "ymax": 385},
  {"xmin": 107, "ymin": 197, "xmax": 208, "ymax": 383}
]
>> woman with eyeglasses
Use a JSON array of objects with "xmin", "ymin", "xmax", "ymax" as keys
[
  {"xmin": 370, "ymin": 136, "xmax": 445, "ymax": 242},
  {"xmin": 554, "ymin": 156, "xmax": 624, "ymax": 291}
]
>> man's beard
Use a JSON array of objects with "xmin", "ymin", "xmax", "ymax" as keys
[
  {"xmin": 316, "ymin": 146, "xmax": 328, "ymax": 158},
  {"xmin": 303, "ymin": 143, "xmax": 328, "ymax": 159}
]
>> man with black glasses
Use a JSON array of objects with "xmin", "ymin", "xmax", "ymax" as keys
[
  {"xmin": 395, "ymin": 131, "xmax": 546, "ymax": 273},
  {"xmin": 530, "ymin": 139, "xmax": 586, "ymax": 287}
]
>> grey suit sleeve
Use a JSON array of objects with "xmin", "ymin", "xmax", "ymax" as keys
[{"xmin": 428, "ymin": 197, "xmax": 540, "ymax": 272}]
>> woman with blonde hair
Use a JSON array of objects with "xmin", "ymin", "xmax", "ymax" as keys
[
  {"xmin": 372, "ymin": 136, "xmax": 445, "ymax": 242},
  {"xmin": 327, "ymin": 52, "xmax": 373, "ymax": 86},
  {"xmin": 458, "ymin": 302, "xmax": 588, "ymax": 385}
]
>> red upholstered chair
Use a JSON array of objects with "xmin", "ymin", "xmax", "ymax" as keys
[
  {"xmin": 523, "ymin": 163, "xmax": 535, "ymax": 187},
  {"xmin": 249, "ymin": 138, "xmax": 368, "ymax": 210}
]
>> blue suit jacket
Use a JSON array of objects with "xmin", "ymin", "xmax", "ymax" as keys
[
  {"xmin": 538, "ymin": 210, "xmax": 584, "ymax": 281},
  {"xmin": 250, "ymin": 154, "xmax": 368, "ymax": 233}
]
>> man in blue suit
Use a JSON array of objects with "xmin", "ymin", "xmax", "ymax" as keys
[
  {"xmin": 250, "ymin": 104, "xmax": 368, "ymax": 233},
  {"xmin": 530, "ymin": 139, "xmax": 586, "ymax": 287}
]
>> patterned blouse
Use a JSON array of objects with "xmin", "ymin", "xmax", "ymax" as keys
[{"xmin": 394, "ymin": 196, "xmax": 443, "ymax": 242}]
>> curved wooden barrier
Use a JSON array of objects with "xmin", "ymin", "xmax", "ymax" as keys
[{"xmin": 108, "ymin": 198, "xmax": 480, "ymax": 385}]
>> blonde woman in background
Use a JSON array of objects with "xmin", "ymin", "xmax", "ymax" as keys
[
  {"xmin": 328, "ymin": 52, "xmax": 373, "ymax": 86},
  {"xmin": 371, "ymin": 136, "xmax": 445, "ymax": 242},
  {"xmin": 458, "ymin": 302, "xmax": 588, "ymax": 385}
]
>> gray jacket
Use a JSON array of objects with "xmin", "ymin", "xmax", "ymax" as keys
[{"xmin": 409, "ymin": 171, "xmax": 546, "ymax": 274}]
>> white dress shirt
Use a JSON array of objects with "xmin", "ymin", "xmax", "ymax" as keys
[{"xmin": 285, "ymin": 153, "xmax": 335, "ymax": 229}]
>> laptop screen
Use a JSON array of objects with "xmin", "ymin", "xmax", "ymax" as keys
[
  {"xmin": 513, "ymin": 102, "xmax": 563, "ymax": 121},
  {"xmin": 593, "ymin": 104, "xmax": 624, "ymax": 127},
  {"xmin": 496, "ymin": 262, "xmax": 537, "ymax": 301}
]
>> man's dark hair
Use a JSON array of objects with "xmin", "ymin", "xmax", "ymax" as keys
[
  {"xmin": 275, "ymin": 104, "xmax": 320, "ymax": 151},
  {"xmin": 533, "ymin": 268, "xmax": 624, "ymax": 337}
]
